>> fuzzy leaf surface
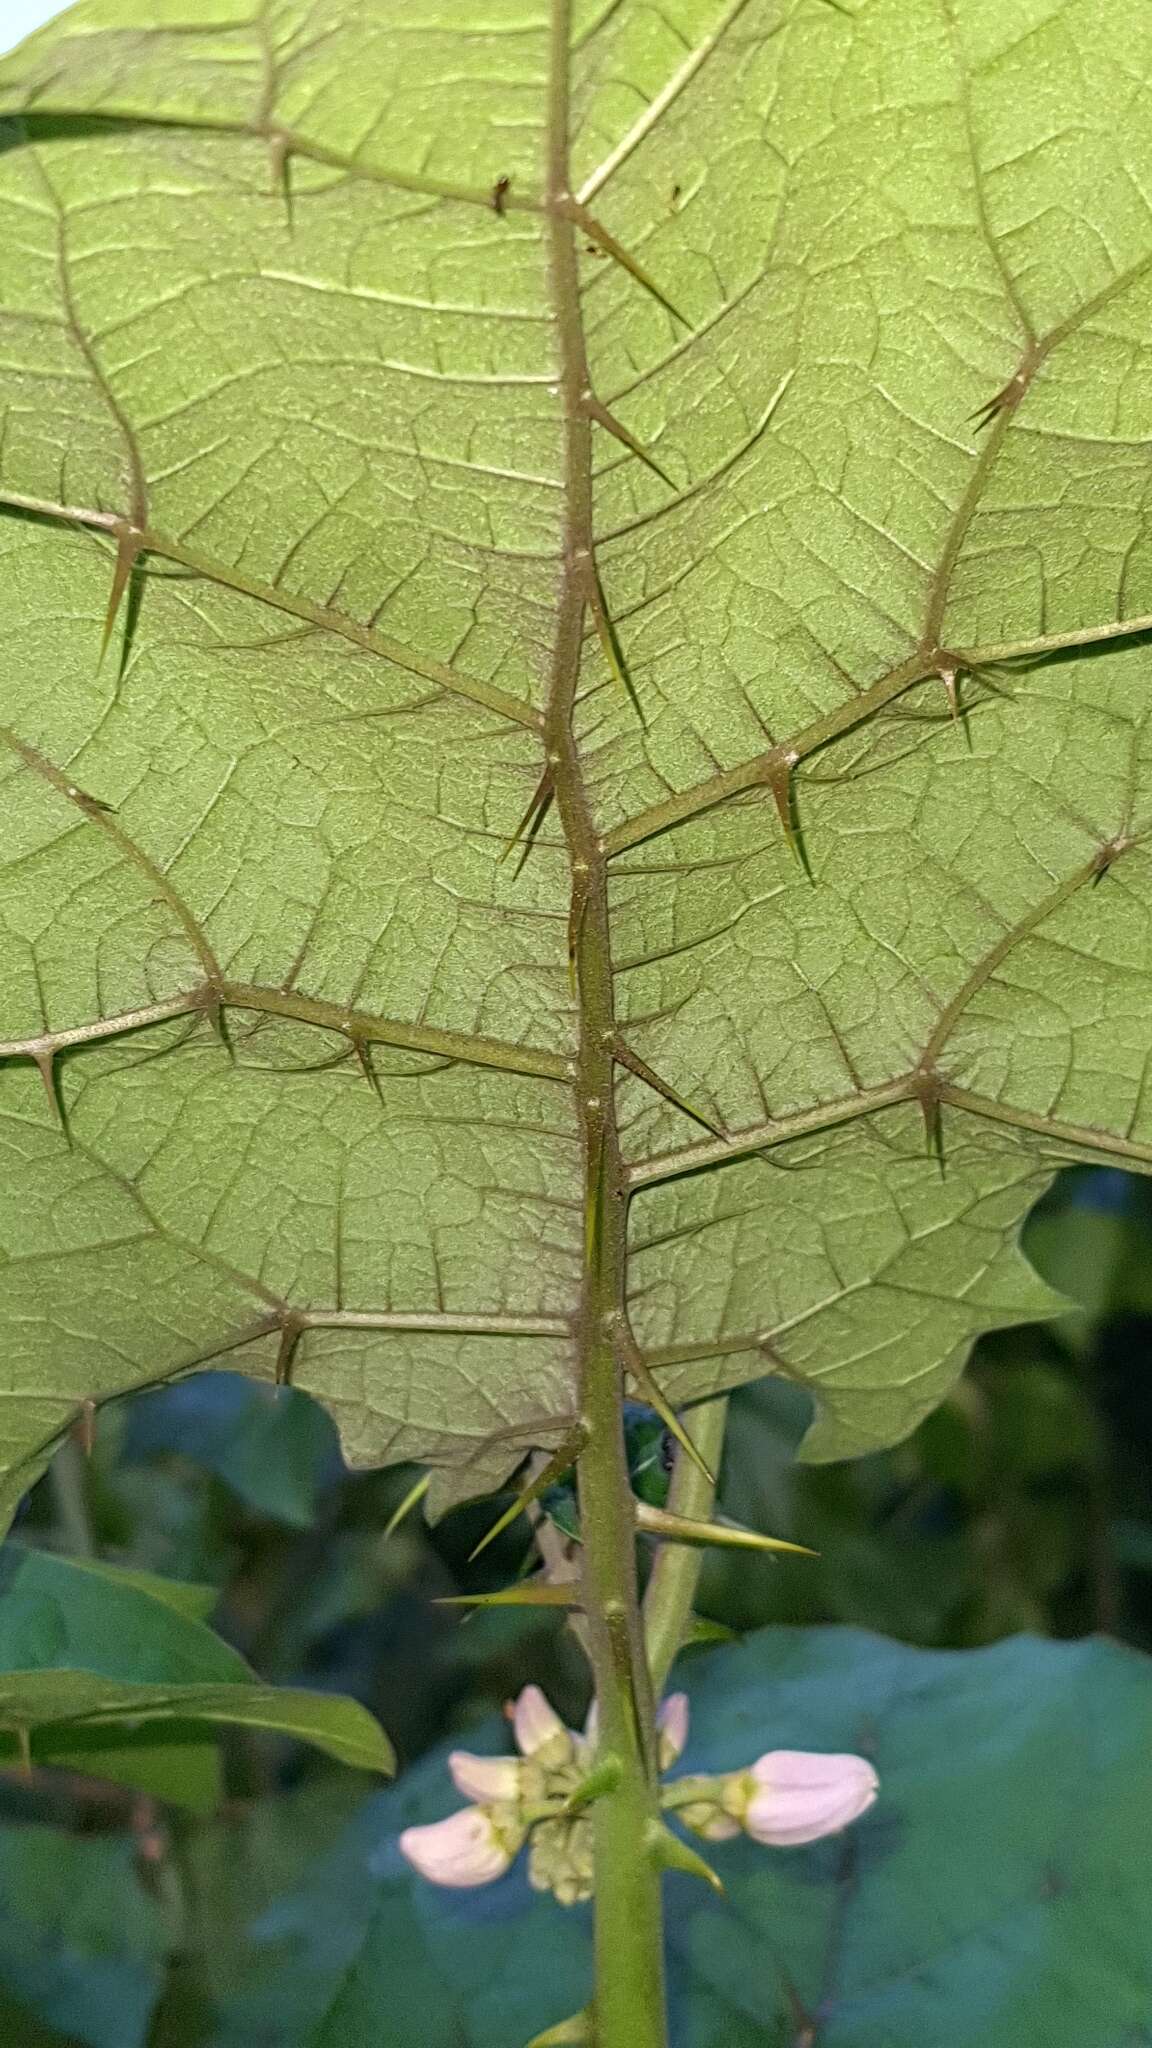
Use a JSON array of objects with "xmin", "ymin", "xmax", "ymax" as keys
[{"xmin": 0, "ymin": 0, "xmax": 1149, "ymax": 1499}]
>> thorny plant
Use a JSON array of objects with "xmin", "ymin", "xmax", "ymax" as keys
[{"xmin": 2, "ymin": 0, "xmax": 1152, "ymax": 2041}]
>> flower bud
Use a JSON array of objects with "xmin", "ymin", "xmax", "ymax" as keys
[
  {"xmin": 741, "ymin": 1750, "xmax": 878, "ymax": 1847},
  {"xmin": 676, "ymin": 1801, "xmax": 741, "ymax": 1841},
  {"xmin": 448, "ymin": 1750, "xmax": 523, "ymax": 1803},
  {"xmin": 399, "ymin": 1805, "xmax": 524, "ymax": 1888},
  {"xmin": 656, "ymin": 1693, "xmax": 689, "ymax": 1771},
  {"xmin": 513, "ymin": 1684, "xmax": 573, "ymax": 1766},
  {"xmin": 528, "ymin": 1813, "xmax": 594, "ymax": 1905}
]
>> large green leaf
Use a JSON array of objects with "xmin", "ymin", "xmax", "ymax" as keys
[
  {"xmin": 2, "ymin": 0, "xmax": 1152, "ymax": 1502},
  {"xmin": 0, "ymin": 1826, "xmax": 167, "ymax": 2048},
  {"xmin": 0, "ymin": 1543, "xmax": 395, "ymax": 1802},
  {"xmin": 209, "ymin": 1627, "xmax": 1152, "ymax": 2047}
]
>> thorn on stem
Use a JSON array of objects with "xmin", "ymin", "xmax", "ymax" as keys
[
  {"xmin": 435, "ymin": 1582, "xmax": 582, "ymax": 1610},
  {"xmin": 524, "ymin": 2009, "xmax": 593, "ymax": 2047},
  {"xmin": 468, "ymin": 1427, "xmax": 587, "ymax": 1561},
  {"xmin": 382, "ymin": 1469, "xmax": 432, "ymax": 1540},
  {"xmin": 645, "ymin": 1819, "xmax": 724, "ymax": 1893}
]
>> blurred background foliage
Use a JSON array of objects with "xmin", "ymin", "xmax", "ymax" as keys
[{"xmin": 3, "ymin": 1161, "xmax": 1152, "ymax": 2044}]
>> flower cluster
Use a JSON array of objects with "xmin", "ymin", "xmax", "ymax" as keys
[{"xmin": 399, "ymin": 1686, "xmax": 877, "ymax": 1901}]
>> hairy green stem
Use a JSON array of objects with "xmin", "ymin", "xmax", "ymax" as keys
[
  {"xmin": 577, "ymin": 1336, "xmax": 666, "ymax": 2048},
  {"xmin": 541, "ymin": 0, "xmax": 669, "ymax": 2035},
  {"xmin": 643, "ymin": 1398, "xmax": 729, "ymax": 1697}
]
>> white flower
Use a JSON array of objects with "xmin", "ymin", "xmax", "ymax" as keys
[
  {"xmin": 447, "ymin": 1750, "xmax": 524, "ymax": 1802},
  {"xmin": 513, "ymin": 1683, "xmax": 573, "ymax": 1765},
  {"xmin": 399, "ymin": 1805, "xmax": 524, "ymax": 1888},
  {"xmin": 740, "ymin": 1750, "xmax": 878, "ymax": 1847},
  {"xmin": 656, "ymin": 1693, "xmax": 689, "ymax": 1771}
]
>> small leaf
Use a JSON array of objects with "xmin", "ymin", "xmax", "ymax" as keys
[{"xmin": 685, "ymin": 1614, "xmax": 737, "ymax": 1647}]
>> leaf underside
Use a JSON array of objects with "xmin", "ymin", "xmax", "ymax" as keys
[{"xmin": 0, "ymin": 0, "xmax": 1148, "ymax": 1514}]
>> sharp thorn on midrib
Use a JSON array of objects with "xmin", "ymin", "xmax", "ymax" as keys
[
  {"xmin": 915, "ymin": 1072, "xmax": 946, "ymax": 1173},
  {"xmin": 568, "ymin": 878, "xmax": 589, "ymax": 997},
  {"xmin": 274, "ymin": 1314, "xmax": 303, "ymax": 1391},
  {"xmin": 351, "ymin": 1037, "xmax": 384, "ymax": 1101},
  {"xmin": 614, "ymin": 1324, "xmax": 716, "ymax": 1486},
  {"xmin": 201, "ymin": 989, "xmax": 235, "ymax": 1061},
  {"xmin": 967, "ymin": 366, "xmax": 1029, "ymax": 434},
  {"xmin": 501, "ymin": 769, "xmax": 555, "ymax": 877},
  {"xmin": 610, "ymin": 1035, "xmax": 726, "ymax": 1138},
  {"xmin": 583, "ymin": 561, "xmax": 645, "ymax": 723},
  {"xmin": 584, "ymin": 393, "xmax": 676, "ymax": 488},
  {"xmin": 100, "ymin": 525, "xmax": 143, "ymax": 669},
  {"xmin": 765, "ymin": 752, "xmax": 809, "ymax": 876},
  {"xmin": 32, "ymin": 1048, "xmax": 70, "ymax": 1143},
  {"xmin": 569, "ymin": 204, "xmax": 690, "ymax": 328},
  {"xmin": 267, "ymin": 130, "xmax": 294, "ymax": 227}
]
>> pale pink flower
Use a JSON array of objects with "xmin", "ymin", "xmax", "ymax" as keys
[
  {"xmin": 742, "ymin": 1750, "xmax": 878, "ymax": 1847},
  {"xmin": 656, "ymin": 1693, "xmax": 689, "ymax": 1770},
  {"xmin": 447, "ymin": 1750, "xmax": 523, "ymax": 1802},
  {"xmin": 399, "ymin": 1805, "xmax": 523, "ymax": 1887},
  {"xmin": 512, "ymin": 1684, "xmax": 571, "ymax": 1763}
]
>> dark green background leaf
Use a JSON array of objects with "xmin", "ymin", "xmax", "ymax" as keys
[
  {"xmin": 0, "ymin": 1544, "xmax": 394, "ymax": 1801},
  {"xmin": 211, "ymin": 1627, "xmax": 1152, "ymax": 2047}
]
